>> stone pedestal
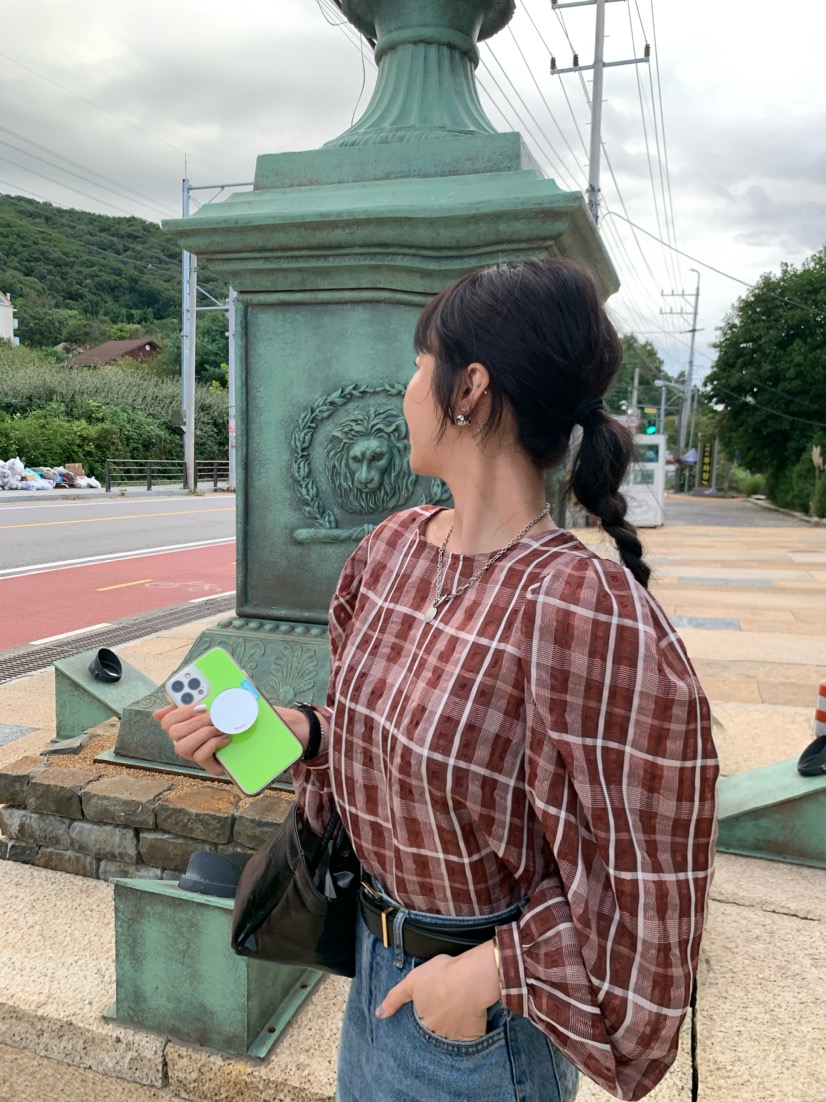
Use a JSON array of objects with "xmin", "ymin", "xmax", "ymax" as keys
[
  {"xmin": 108, "ymin": 878, "xmax": 321, "ymax": 1056},
  {"xmin": 114, "ymin": 0, "xmax": 617, "ymax": 767}
]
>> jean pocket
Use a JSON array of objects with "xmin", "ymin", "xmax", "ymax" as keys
[
  {"xmin": 411, "ymin": 1001, "xmax": 509, "ymax": 1056},
  {"xmin": 548, "ymin": 1038, "xmax": 580, "ymax": 1102}
]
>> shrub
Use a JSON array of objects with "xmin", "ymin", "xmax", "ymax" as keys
[
  {"xmin": 813, "ymin": 472, "xmax": 826, "ymax": 518},
  {"xmin": 731, "ymin": 469, "xmax": 766, "ymax": 496},
  {"xmin": 0, "ymin": 344, "xmax": 227, "ymax": 473},
  {"xmin": 766, "ymin": 448, "xmax": 824, "ymax": 514}
]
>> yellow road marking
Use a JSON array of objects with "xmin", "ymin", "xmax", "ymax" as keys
[
  {"xmin": 97, "ymin": 578, "xmax": 152, "ymax": 592},
  {"xmin": 0, "ymin": 507, "xmax": 234, "ymax": 531}
]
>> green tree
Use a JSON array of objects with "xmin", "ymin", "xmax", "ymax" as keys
[
  {"xmin": 0, "ymin": 193, "xmax": 226, "ymax": 350},
  {"xmin": 20, "ymin": 306, "xmax": 78, "ymax": 347},
  {"xmin": 704, "ymin": 246, "xmax": 826, "ymax": 490},
  {"xmin": 606, "ymin": 335, "xmax": 665, "ymax": 412}
]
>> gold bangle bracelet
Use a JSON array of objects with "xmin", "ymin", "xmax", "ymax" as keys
[{"xmin": 492, "ymin": 938, "xmax": 501, "ymax": 973}]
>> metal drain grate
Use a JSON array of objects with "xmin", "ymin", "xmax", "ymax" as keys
[{"xmin": 0, "ymin": 595, "xmax": 236, "ymax": 685}]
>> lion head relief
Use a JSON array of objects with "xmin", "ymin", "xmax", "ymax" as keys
[{"xmin": 327, "ymin": 404, "xmax": 417, "ymax": 515}]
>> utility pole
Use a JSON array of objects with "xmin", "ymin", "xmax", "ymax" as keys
[
  {"xmin": 550, "ymin": 0, "xmax": 649, "ymax": 224},
  {"xmin": 631, "ymin": 365, "xmax": 640, "ymax": 421},
  {"xmin": 661, "ymin": 268, "xmax": 701, "ymax": 490},
  {"xmin": 227, "ymin": 287, "xmax": 237, "ymax": 492},
  {"xmin": 184, "ymin": 252, "xmax": 197, "ymax": 490},
  {"xmin": 180, "ymin": 178, "xmax": 252, "ymax": 492},
  {"xmin": 587, "ymin": 0, "xmax": 606, "ymax": 223},
  {"xmin": 180, "ymin": 178, "xmax": 196, "ymax": 491}
]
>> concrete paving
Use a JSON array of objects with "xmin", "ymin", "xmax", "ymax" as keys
[{"xmin": 0, "ymin": 501, "xmax": 824, "ymax": 1101}]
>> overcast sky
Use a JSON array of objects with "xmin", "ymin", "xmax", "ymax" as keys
[{"xmin": 2, "ymin": 0, "xmax": 825, "ymax": 397}]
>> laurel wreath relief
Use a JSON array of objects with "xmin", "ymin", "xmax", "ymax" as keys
[{"xmin": 290, "ymin": 382, "xmax": 449, "ymax": 532}]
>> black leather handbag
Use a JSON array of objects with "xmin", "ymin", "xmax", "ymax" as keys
[{"xmin": 230, "ymin": 803, "xmax": 361, "ymax": 977}]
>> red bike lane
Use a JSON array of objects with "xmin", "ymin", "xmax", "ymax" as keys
[{"xmin": 0, "ymin": 542, "xmax": 236, "ymax": 650}]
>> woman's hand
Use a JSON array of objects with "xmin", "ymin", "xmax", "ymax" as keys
[
  {"xmin": 376, "ymin": 940, "xmax": 501, "ymax": 1042},
  {"xmin": 153, "ymin": 703, "xmax": 231, "ymax": 777},
  {"xmin": 153, "ymin": 703, "xmax": 314, "ymax": 778}
]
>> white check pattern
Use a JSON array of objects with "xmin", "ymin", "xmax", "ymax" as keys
[{"xmin": 293, "ymin": 507, "xmax": 719, "ymax": 1101}]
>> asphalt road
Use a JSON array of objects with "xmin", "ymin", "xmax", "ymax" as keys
[
  {"xmin": 0, "ymin": 495, "xmax": 237, "ymax": 649},
  {"xmin": 0, "ymin": 495, "xmax": 236, "ymax": 575},
  {"xmin": 662, "ymin": 495, "xmax": 812, "ymax": 528},
  {"xmin": 0, "ymin": 490, "xmax": 811, "ymax": 651}
]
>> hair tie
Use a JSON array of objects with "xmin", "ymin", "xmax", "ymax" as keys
[{"xmin": 572, "ymin": 396, "xmax": 604, "ymax": 428}]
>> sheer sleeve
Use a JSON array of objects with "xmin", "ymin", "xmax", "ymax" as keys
[
  {"xmin": 291, "ymin": 535, "xmax": 369, "ymax": 834},
  {"xmin": 495, "ymin": 557, "xmax": 719, "ymax": 1100}
]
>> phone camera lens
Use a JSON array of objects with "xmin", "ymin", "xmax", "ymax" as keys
[
  {"xmin": 187, "ymin": 678, "xmax": 201, "ymax": 691},
  {"xmin": 181, "ymin": 692, "xmax": 194, "ymax": 705},
  {"xmin": 171, "ymin": 679, "xmax": 185, "ymax": 693}
]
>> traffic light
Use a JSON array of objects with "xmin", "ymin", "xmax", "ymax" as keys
[{"xmin": 644, "ymin": 418, "xmax": 657, "ymax": 435}]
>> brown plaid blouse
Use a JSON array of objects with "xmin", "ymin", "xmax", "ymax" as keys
[{"xmin": 293, "ymin": 506, "xmax": 718, "ymax": 1101}]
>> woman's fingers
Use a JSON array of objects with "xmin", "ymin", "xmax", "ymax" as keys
[
  {"xmin": 191, "ymin": 734, "xmax": 231, "ymax": 776},
  {"xmin": 167, "ymin": 714, "xmax": 217, "ymax": 744},
  {"xmin": 152, "ymin": 701, "xmax": 228, "ymax": 774}
]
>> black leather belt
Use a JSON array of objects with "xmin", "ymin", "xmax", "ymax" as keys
[{"xmin": 359, "ymin": 882, "xmax": 506, "ymax": 961}]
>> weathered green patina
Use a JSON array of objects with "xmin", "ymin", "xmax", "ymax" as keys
[
  {"xmin": 717, "ymin": 759, "xmax": 826, "ymax": 869},
  {"xmin": 114, "ymin": 0, "xmax": 615, "ymax": 767},
  {"xmin": 53, "ymin": 647, "xmax": 156, "ymax": 743},
  {"xmin": 106, "ymin": 878, "xmax": 322, "ymax": 1055}
]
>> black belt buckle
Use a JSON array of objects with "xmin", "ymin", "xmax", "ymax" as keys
[{"xmin": 361, "ymin": 881, "xmax": 394, "ymax": 948}]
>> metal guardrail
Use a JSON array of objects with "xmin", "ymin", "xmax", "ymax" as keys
[{"xmin": 104, "ymin": 459, "xmax": 230, "ymax": 491}]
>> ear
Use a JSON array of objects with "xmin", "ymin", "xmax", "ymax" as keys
[{"xmin": 457, "ymin": 362, "xmax": 490, "ymax": 410}]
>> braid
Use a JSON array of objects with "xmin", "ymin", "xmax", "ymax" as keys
[{"xmin": 568, "ymin": 415, "xmax": 651, "ymax": 589}]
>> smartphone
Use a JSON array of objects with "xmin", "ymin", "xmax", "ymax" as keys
[{"xmin": 164, "ymin": 647, "xmax": 304, "ymax": 795}]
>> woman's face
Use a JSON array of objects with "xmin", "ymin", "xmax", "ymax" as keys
[{"xmin": 404, "ymin": 352, "xmax": 445, "ymax": 478}]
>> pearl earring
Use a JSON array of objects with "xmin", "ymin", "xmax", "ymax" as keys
[{"xmin": 455, "ymin": 412, "xmax": 471, "ymax": 427}]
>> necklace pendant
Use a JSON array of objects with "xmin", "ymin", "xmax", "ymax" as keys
[{"xmin": 423, "ymin": 603, "xmax": 438, "ymax": 623}]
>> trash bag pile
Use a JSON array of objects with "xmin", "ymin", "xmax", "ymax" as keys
[{"xmin": 0, "ymin": 456, "xmax": 101, "ymax": 491}]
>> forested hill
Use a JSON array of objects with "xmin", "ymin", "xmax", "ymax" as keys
[{"xmin": 0, "ymin": 193, "xmax": 220, "ymax": 350}]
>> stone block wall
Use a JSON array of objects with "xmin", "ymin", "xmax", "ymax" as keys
[{"xmin": 0, "ymin": 755, "xmax": 292, "ymax": 882}]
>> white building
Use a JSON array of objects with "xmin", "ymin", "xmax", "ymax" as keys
[{"xmin": 0, "ymin": 292, "xmax": 18, "ymax": 344}]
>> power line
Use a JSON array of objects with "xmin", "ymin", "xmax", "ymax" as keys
[
  {"xmin": 0, "ymin": 53, "xmax": 222, "ymax": 174},
  {"xmin": 704, "ymin": 368, "xmax": 826, "ymax": 418},
  {"xmin": 0, "ymin": 126, "xmax": 175, "ymax": 217},
  {"xmin": 0, "ymin": 152, "xmax": 146, "ymax": 218},
  {"xmin": 0, "ymin": 135, "xmax": 175, "ymax": 219},
  {"xmin": 505, "ymin": 25, "xmax": 584, "ymax": 179},
  {"xmin": 648, "ymin": 0, "xmax": 682, "ymax": 264},
  {"xmin": 481, "ymin": 47, "xmax": 579, "ymax": 190},
  {"xmin": 636, "ymin": 5, "xmax": 681, "ymax": 293},
  {"xmin": 625, "ymin": 4, "xmax": 679, "ymax": 292},
  {"xmin": 522, "ymin": 1, "xmax": 589, "ymax": 159},
  {"xmin": 0, "ymin": 177, "xmax": 55, "ymax": 205},
  {"xmin": 710, "ymin": 384, "xmax": 826, "ymax": 429},
  {"xmin": 0, "ymin": 192, "xmax": 185, "ymax": 278},
  {"xmin": 602, "ymin": 210, "xmax": 826, "ymax": 321},
  {"xmin": 551, "ymin": 6, "xmax": 594, "ymax": 108}
]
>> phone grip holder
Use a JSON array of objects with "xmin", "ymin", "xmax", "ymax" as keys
[{"xmin": 209, "ymin": 688, "xmax": 259, "ymax": 735}]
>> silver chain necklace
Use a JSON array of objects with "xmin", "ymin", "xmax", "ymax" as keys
[{"xmin": 423, "ymin": 503, "xmax": 552, "ymax": 623}]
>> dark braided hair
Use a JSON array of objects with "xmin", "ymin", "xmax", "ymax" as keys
[{"xmin": 414, "ymin": 257, "xmax": 651, "ymax": 588}]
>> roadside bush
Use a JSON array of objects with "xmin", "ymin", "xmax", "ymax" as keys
[
  {"xmin": 813, "ymin": 472, "xmax": 826, "ymax": 518},
  {"xmin": 766, "ymin": 448, "xmax": 824, "ymax": 514},
  {"xmin": 734, "ymin": 471, "xmax": 766, "ymax": 496},
  {"xmin": 0, "ymin": 410, "xmax": 96, "ymax": 470},
  {"xmin": 0, "ymin": 344, "xmax": 227, "ymax": 473}
]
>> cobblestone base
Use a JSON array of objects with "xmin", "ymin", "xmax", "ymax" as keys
[{"xmin": 0, "ymin": 754, "xmax": 292, "ymax": 882}]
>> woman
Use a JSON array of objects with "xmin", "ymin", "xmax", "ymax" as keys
[{"xmin": 156, "ymin": 258, "xmax": 719, "ymax": 1102}]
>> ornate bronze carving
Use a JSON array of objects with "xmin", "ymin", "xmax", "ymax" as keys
[{"xmin": 291, "ymin": 382, "xmax": 450, "ymax": 542}]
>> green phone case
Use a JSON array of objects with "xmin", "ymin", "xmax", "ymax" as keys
[{"xmin": 165, "ymin": 647, "xmax": 303, "ymax": 795}]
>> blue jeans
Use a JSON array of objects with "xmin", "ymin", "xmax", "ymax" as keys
[{"xmin": 336, "ymin": 886, "xmax": 580, "ymax": 1102}]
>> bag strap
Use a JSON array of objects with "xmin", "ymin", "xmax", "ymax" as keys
[{"xmin": 303, "ymin": 806, "xmax": 344, "ymax": 875}]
